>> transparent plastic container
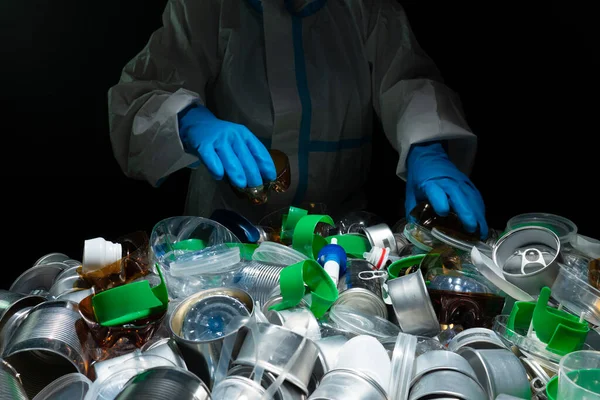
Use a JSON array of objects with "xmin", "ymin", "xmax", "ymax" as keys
[
  {"xmin": 558, "ymin": 350, "xmax": 600, "ymax": 399},
  {"xmin": 32, "ymin": 373, "xmax": 92, "ymax": 400},
  {"xmin": 506, "ymin": 213, "xmax": 577, "ymax": 245},
  {"xmin": 150, "ymin": 216, "xmax": 240, "ymax": 265},
  {"xmin": 151, "ymin": 217, "xmax": 244, "ymax": 298},
  {"xmin": 251, "ymin": 241, "xmax": 308, "ymax": 265},
  {"xmin": 551, "ymin": 263, "xmax": 600, "ymax": 325}
]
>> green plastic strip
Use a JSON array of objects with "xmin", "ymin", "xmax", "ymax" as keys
[
  {"xmin": 93, "ymin": 265, "xmax": 169, "ymax": 327},
  {"xmin": 270, "ymin": 259, "xmax": 338, "ymax": 318},
  {"xmin": 226, "ymin": 243, "xmax": 258, "ymax": 260},
  {"xmin": 508, "ymin": 286, "xmax": 588, "ymax": 356},
  {"xmin": 173, "ymin": 239, "xmax": 206, "ymax": 252},
  {"xmin": 292, "ymin": 215, "xmax": 335, "ymax": 259},
  {"xmin": 326, "ymin": 234, "xmax": 371, "ymax": 259},
  {"xmin": 281, "ymin": 206, "xmax": 309, "ymax": 242},
  {"xmin": 388, "ymin": 254, "xmax": 427, "ymax": 279}
]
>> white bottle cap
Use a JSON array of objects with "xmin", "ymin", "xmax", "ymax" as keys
[
  {"xmin": 363, "ymin": 246, "xmax": 390, "ymax": 270},
  {"xmin": 324, "ymin": 259, "xmax": 340, "ymax": 286},
  {"xmin": 82, "ymin": 237, "xmax": 122, "ymax": 274}
]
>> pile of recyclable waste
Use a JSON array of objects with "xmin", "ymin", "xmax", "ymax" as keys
[{"xmin": 2, "ymin": 203, "xmax": 600, "ymax": 400}]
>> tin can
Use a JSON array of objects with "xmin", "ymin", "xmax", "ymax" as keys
[{"xmin": 335, "ymin": 260, "xmax": 387, "ymax": 319}]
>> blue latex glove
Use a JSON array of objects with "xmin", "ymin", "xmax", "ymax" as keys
[
  {"xmin": 178, "ymin": 105, "xmax": 276, "ymax": 188},
  {"xmin": 405, "ymin": 142, "xmax": 488, "ymax": 239}
]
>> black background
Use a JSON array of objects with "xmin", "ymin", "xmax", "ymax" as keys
[{"xmin": 1, "ymin": 1, "xmax": 597, "ymax": 288}]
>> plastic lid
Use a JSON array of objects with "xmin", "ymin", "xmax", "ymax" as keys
[
  {"xmin": 506, "ymin": 213, "xmax": 577, "ymax": 245},
  {"xmin": 329, "ymin": 304, "xmax": 400, "ymax": 339},
  {"xmin": 170, "ymin": 245, "xmax": 241, "ymax": 277},
  {"xmin": 32, "ymin": 373, "xmax": 92, "ymax": 400},
  {"xmin": 252, "ymin": 241, "xmax": 308, "ymax": 265}
]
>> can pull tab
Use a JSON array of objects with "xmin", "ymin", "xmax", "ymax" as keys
[
  {"xmin": 520, "ymin": 248, "xmax": 547, "ymax": 274},
  {"xmin": 358, "ymin": 270, "xmax": 388, "ymax": 281}
]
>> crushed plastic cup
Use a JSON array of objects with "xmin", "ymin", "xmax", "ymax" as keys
[{"xmin": 334, "ymin": 335, "xmax": 391, "ymax": 392}]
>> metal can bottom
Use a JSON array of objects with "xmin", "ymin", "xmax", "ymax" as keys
[{"xmin": 334, "ymin": 288, "xmax": 387, "ymax": 320}]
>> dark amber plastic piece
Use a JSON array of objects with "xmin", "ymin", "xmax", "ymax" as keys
[
  {"xmin": 589, "ymin": 258, "xmax": 600, "ymax": 290},
  {"xmin": 410, "ymin": 202, "xmax": 480, "ymax": 241},
  {"xmin": 232, "ymin": 149, "xmax": 291, "ymax": 205}
]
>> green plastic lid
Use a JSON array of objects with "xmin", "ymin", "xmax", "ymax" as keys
[
  {"xmin": 92, "ymin": 265, "xmax": 169, "ymax": 327},
  {"xmin": 326, "ymin": 234, "xmax": 371, "ymax": 259}
]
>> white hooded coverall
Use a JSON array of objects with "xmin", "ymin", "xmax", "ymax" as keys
[{"xmin": 108, "ymin": 0, "xmax": 476, "ymax": 222}]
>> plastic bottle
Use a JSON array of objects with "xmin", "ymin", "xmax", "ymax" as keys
[
  {"xmin": 317, "ymin": 238, "xmax": 347, "ymax": 286},
  {"xmin": 363, "ymin": 246, "xmax": 391, "ymax": 271},
  {"xmin": 82, "ymin": 237, "xmax": 123, "ymax": 274}
]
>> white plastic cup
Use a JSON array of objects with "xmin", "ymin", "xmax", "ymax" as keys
[
  {"xmin": 334, "ymin": 335, "xmax": 391, "ymax": 393},
  {"xmin": 82, "ymin": 237, "xmax": 122, "ymax": 274}
]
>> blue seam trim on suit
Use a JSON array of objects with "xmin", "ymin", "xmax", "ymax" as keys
[{"xmin": 292, "ymin": 16, "xmax": 311, "ymax": 205}]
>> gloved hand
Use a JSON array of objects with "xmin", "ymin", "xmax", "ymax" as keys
[
  {"xmin": 178, "ymin": 104, "xmax": 276, "ymax": 188},
  {"xmin": 405, "ymin": 142, "xmax": 488, "ymax": 239}
]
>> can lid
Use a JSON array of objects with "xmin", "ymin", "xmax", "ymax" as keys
[{"xmin": 335, "ymin": 288, "xmax": 388, "ymax": 319}]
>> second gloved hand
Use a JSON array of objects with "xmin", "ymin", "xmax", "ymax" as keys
[
  {"xmin": 405, "ymin": 142, "xmax": 488, "ymax": 240},
  {"xmin": 178, "ymin": 104, "xmax": 276, "ymax": 188}
]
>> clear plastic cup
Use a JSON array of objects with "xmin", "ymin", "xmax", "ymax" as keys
[{"xmin": 558, "ymin": 350, "xmax": 600, "ymax": 399}]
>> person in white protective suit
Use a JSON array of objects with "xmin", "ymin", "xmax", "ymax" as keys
[{"xmin": 108, "ymin": 0, "xmax": 489, "ymax": 239}]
